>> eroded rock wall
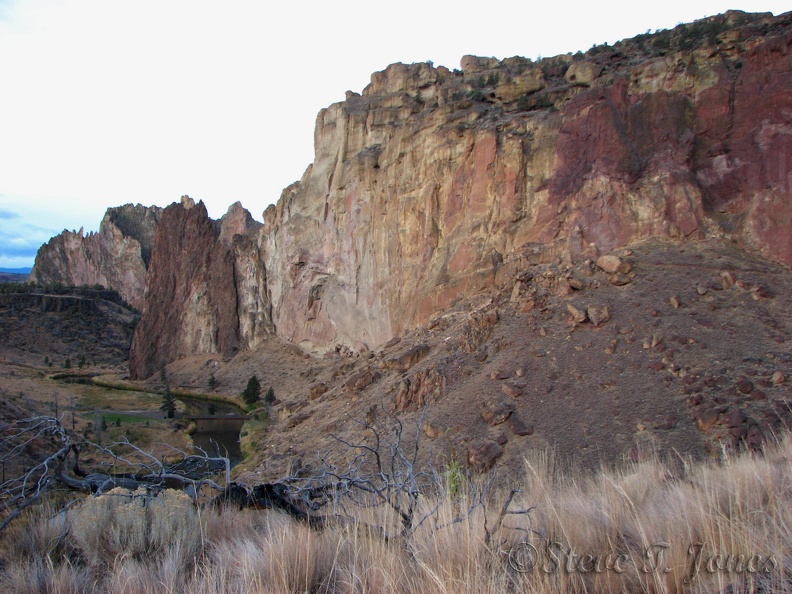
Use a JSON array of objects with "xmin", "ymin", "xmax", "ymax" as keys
[
  {"xmin": 130, "ymin": 199, "xmax": 241, "ymax": 378},
  {"xmin": 260, "ymin": 11, "xmax": 792, "ymax": 354},
  {"xmin": 30, "ymin": 204, "xmax": 162, "ymax": 310},
  {"xmin": 39, "ymin": 11, "xmax": 792, "ymax": 376}
]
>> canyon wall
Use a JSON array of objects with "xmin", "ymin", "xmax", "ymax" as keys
[
  {"xmin": 260, "ymin": 10, "xmax": 792, "ymax": 356},
  {"xmin": 128, "ymin": 197, "xmax": 271, "ymax": 378},
  {"xmin": 30, "ymin": 204, "xmax": 162, "ymax": 310},
  {"xmin": 32, "ymin": 11, "xmax": 792, "ymax": 378}
]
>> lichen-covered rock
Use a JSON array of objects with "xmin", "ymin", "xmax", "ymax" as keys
[
  {"xmin": 587, "ymin": 304, "xmax": 610, "ymax": 327},
  {"xmin": 394, "ymin": 367, "xmax": 446, "ymax": 410},
  {"xmin": 468, "ymin": 440, "xmax": 503, "ymax": 472},
  {"xmin": 480, "ymin": 397, "xmax": 515, "ymax": 426},
  {"xmin": 383, "ymin": 344, "xmax": 430, "ymax": 371},
  {"xmin": 565, "ymin": 60, "xmax": 602, "ymax": 85}
]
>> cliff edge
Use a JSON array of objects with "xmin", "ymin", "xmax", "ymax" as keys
[{"xmin": 31, "ymin": 11, "xmax": 792, "ymax": 378}]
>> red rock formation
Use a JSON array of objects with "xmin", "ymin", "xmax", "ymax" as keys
[
  {"xmin": 129, "ymin": 198, "xmax": 242, "ymax": 379},
  {"xmin": 31, "ymin": 204, "xmax": 161, "ymax": 310},
  {"xmin": 259, "ymin": 11, "xmax": 792, "ymax": 355},
  {"xmin": 39, "ymin": 11, "xmax": 792, "ymax": 375}
]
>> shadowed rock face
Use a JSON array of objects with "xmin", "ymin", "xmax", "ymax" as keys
[
  {"xmin": 30, "ymin": 204, "xmax": 162, "ymax": 310},
  {"xmin": 39, "ymin": 11, "xmax": 792, "ymax": 376},
  {"xmin": 128, "ymin": 199, "xmax": 266, "ymax": 379}
]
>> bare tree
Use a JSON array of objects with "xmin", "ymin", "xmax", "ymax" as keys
[
  {"xmin": 224, "ymin": 404, "xmax": 527, "ymax": 548},
  {"xmin": 0, "ymin": 417, "xmax": 71, "ymax": 530},
  {"xmin": 1, "ymin": 409, "xmax": 537, "ymax": 552},
  {"xmin": 0, "ymin": 415, "xmax": 230, "ymax": 531}
]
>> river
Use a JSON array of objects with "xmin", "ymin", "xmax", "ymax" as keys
[{"xmin": 180, "ymin": 397, "xmax": 246, "ymax": 466}]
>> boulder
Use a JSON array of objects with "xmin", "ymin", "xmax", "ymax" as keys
[
  {"xmin": 468, "ymin": 440, "xmax": 503, "ymax": 472},
  {"xmin": 565, "ymin": 60, "xmax": 603, "ymax": 85},
  {"xmin": 587, "ymin": 305, "xmax": 610, "ymax": 327},
  {"xmin": 480, "ymin": 397, "xmax": 515, "ymax": 426}
]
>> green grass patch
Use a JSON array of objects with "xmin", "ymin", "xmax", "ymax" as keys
[
  {"xmin": 92, "ymin": 374, "xmax": 245, "ymax": 408},
  {"xmin": 76, "ymin": 386, "xmax": 162, "ymax": 411},
  {"xmin": 96, "ymin": 413, "xmax": 155, "ymax": 426}
]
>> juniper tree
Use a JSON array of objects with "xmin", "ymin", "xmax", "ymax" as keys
[
  {"xmin": 160, "ymin": 386, "xmax": 176, "ymax": 419},
  {"xmin": 241, "ymin": 375, "xmax": 261, "ymax": 405},
  {"xmin": 159, "ymin": 364, "xmax": 175, "ymax": 418},
  {"xmin": 264, "ymin": 386, "xmax": 275, "ymax": 405}
]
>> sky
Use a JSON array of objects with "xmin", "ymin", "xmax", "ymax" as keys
[{"xmin": 0, "ymin": 1, "xmax": 789, "ymax": 269}]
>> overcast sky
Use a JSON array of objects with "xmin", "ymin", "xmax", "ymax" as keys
[{"xmin": 0, "ymin": 1, "xmax": 788, "ymax": 269}]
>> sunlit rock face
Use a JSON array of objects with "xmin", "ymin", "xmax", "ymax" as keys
[
  {"xmin": 40, "ymin": 11, "xmax": 792, "ymax": 377},
  {"xmin": 31, "ymin": 204, "xmax": 162, "ymax": 310},
  {"xmin": 261, "ymin": 11, "xmax": 792, "ymax": 354}
]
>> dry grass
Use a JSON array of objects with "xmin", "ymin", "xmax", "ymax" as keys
[{"xmin": 2, "ymin": 437, "xmax": 792, "ymax": 593}]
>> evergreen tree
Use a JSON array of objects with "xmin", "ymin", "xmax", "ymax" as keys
[
  {"xmin": 160, "ymin": 386, "xmax": 176, "ymax": 419},
  {"xmin": 159, "ymin": 364, "xmax": 175, "ymax": 418},
  {"xmin": 264, "ymin": 386, "xmax": 275, "ymax": 405},
  {"xmin": 241, "ymin": 375, "xmax": 261, "ymax": 405}
]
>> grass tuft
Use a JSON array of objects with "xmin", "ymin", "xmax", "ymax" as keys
[{"xmin": 3, "ymin": 436, "xmax": 792, "ymax": 592}]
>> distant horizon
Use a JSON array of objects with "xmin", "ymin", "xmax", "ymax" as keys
[{"xmin": 1, "ymin": 1, "xmax": 789, "ymax": 269}]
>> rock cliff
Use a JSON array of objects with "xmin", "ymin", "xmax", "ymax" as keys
[
  {"xmin": 128, "ymin": 197, "xmax": 270, "ymax": 379},
  {"xmin": 30, "ymin": 204, "xmax": 162, "ymax": 310},
  {"xmin": 260, "ymin": 10, "xmax": 792, "ymax": 356},
  {"xmin": 33, "ymin": 11, "xmax": 792, "ymax": 378}
]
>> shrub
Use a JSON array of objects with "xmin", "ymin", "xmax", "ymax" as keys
[
  {"xmin": 68, "ymin": 488, "xmax": 200, "ymax": 571},
  {"xmin": 443, "ymin": 458, "xmax": 467, "ymax": 500}
]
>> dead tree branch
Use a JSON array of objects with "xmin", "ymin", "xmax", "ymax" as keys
[{"xmin": 0, "ymin": 416, "xmax": 231, "ymax": 531}]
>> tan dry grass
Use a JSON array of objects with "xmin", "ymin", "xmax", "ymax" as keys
[{"xmin": 2, "ymin": 437, "xmax": 792, "ymax": 593}]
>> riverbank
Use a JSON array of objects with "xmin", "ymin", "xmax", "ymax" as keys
[{"xmin": 48, "ymin": 370, "xmax": 250, "ymax": 466}]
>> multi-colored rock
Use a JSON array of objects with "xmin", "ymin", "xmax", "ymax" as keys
[{"xmin": 31, "ymin": 11, "xmax": 792, "ymax": 379}]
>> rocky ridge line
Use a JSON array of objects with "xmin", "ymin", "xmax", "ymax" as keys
[{"xmin": 31, "ymin": 10, "xmax": 792, "ymax": 378}]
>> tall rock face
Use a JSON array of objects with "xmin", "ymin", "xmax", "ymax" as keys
[
  {"xmin": 30, "ymin": 204, "xmax": 162, "ymax": 310},
  {"xmin": 38, "ymin": 11, "xmax": 792, "ymax": 374},
  {"xmin": 128, "ymin": 197, "xmax": 271, "ymax": 379},
  {"xmin": 218, "ymin": 200, "xmax": 273, "ymax": 351},
  {"xmin": 260, "ymin": 11, "xmax": 792, "ymax": 353}
]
